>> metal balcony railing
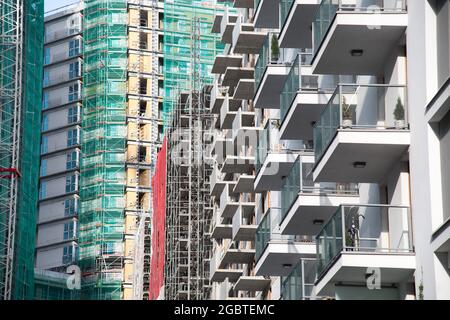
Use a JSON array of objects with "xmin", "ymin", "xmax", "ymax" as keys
[
  {"xmin": 313, "ymin": 0, "xmax": 408, "ymax": 55},
  {"xmin": 281, "ymin": 156, "xmax": 358, "ymax": 222},
  {"xmin": 281, "ymin": 258, "xmax": 317, "ymax": 300},
  {"xmin": 316, "ymin": 204, "xmax": 413, "ymax": 278},
  {"xmin": 313, "ymin": 83, "xmax": 408, "ymax": 163}
]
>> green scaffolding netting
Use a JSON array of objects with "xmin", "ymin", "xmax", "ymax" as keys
[{"xmin": 79, "ymin": 0, "xmax": 128, "ymax": 300}]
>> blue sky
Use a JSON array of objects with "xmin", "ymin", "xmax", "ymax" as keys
[{"xmin": 45, "ymin": 0, "xmax": 78, "ymax": 12}]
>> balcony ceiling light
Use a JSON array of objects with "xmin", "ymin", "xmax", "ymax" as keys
[
  {"xmin": 353, "ymin": 161, "xmax": 367, "ymax": 169},
  {"xmin": 313, "ymin": 219, "xmax": 324, "ymax": 226},
  {"xmin": 282, "ymin": 263, "xmax": 292, "ymax": 269},
  {"xmin": 350, "ymin": 49, "xmax": 364, "ymax": 57}
]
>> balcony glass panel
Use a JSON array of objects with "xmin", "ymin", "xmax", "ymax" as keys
[
  {"xmin": 313, "ymin": 0, "xmax": 408, "ymax": 55},
  {"xmin": 280, "ymin": 53, "xmax": 315, "ymax": 123},
  {"xmin": 313, "ymin": 84, "xmax": 408, "ymax": 162},
  {"xmin": 256, "ymin": 121, "xmax": 269, "ymax": 174},
  {"xmin": 280, "ymin": 0, "xmax": 294, "ymax": 32},
  {"xmin": 281, "ymin": 156, "xmax": 358, "ymax": 221},
  {"xmin": 281, "ymin": 258, "xmax": 317, "ymax": 300},
  {"xmin": 316, "ymin": 205, "xmax": 413, "ymax": 278},
  {"xmin": 255, "ymin": 33, "xmax": 285, "ymax": 93},
  {"xmin": 256, "ymin": 208, "xmax": 310, "ymax": 261}
]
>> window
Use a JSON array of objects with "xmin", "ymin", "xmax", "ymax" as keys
[
  {"xmin": 69, "ymin": 39, "xmax": 80, "ymax": 57},
  {"xmin": 40, "ymin": 181, "xmax": 47, "ymax": 199},
  {"xmin": 67, "ymin": 105, "xmax": 78, "ymax": 124},
  {"xmin": 66, "ymin": 151, "xmax": 78, "ymax": 170},
  {"xmin": 68, "ymin": 83, "xmax": 79, "ymax": 102},
  {"xmin": 65, "ymin": 174, "xmax": 77, "ymax": 193},
  {"xmin": 44, "ymin": 47, "xmax": 51, "ymax": 65},
  {"xmin": 40, "ymin": 159, "xmax": 47, "ymax": 176},
  {"xmin": 63, "ymin": 221, "xmax": 75, "ymax": 240},
  {"xmin": 62, "ymin": 246, "xmax": 73, "ymax": 264},
  {"xmin": 69, "ymin": 62, "xmax": 79, "ymax": 79},
  {"xmin": 64, "ymin": 198, "xmax": 77, "ymax": 217},
  {"xmin": 41, "ymin": 136, "xmax": 48, "ymax": 154},
  {"xmin": 43, "ymin": 70, "xmax": 50, "ymax": 86},
  {"xmin": 42, "ymin": 92, "xmax": 49, "ymax": 109},
  {"xmin": 102, "ymin": 242, "xmax": 115, "ymax": 255},
  {"xmin": 67, "ymin": 129, "xmax": 78, "ymax": 147},
  {"xmin": 42, "ymin": 114, "xmax": 49, "ymax": 131}
]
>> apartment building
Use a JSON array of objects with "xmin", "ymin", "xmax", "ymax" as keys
[
  {"xmin": 35, "ymin": 0, "xmax": 165, "ymax": 300},
  {"xmin": 162, "ymin": 0, "xmax": 228, "ymax": 300},
  {"xmin": 208, "ymin": 0, "xmax": 450, "ymax": 300},
  {"xmin": 0, "ymin": 0, "xmax": 44, "ymax": 300},
  {"xmin": 209, "ymin": 3, "xmax": 268, "ymax": 300},
  {"xmin": 36, "ymin": 2, "xmax": 84, "ymax": 280}
]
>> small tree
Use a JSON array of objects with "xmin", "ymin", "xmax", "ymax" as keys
[
  {"xmin": 342, "ymin": 97, "xmax": 352, "ymax": 120},
  {"xmin": 394, "ymin": 97, "xmax": 405, "ymax": 121},
  {"xmin": 271, "ymin": 34, "xmax": 280, "ymax": 61}
]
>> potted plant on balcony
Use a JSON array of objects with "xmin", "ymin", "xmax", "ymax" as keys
[
  {"xmin": 393, "ymin": 97, "xmax": 405, "ymax": 129},
  {"xmin": 271, "ymin": 34, "xmax": 280, "ymax": 63},
  {"xmin": 342, "ymin": 97, "xmax": 353, "ymax": 128}
]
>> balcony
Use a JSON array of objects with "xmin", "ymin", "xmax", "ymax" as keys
[
  {"xmin": 312, "ymin": 0, "xmax": 408, "ymax": 75},
  {"xmin": 211, "ymin": 207, "xmax": 233, "ymax": 240},
  {"xmin": 280, "ymin": 154, "xmax": 359, "ymax": 235},
  {"xmin": 234, "ymin": 276, "xmax": 270, "ymax": 292},
  {"xmin": 232, "ymin": 17, "xmax": 267, "ymax": 54},
  {"xmin": 233, "ymin": 174, "xmax": 255, "ymax": 193},
  {"xmin": 313, "ymin": 84, "xmax": 410, "ymax": 183},
  {"xmin": 219, "ymin": 183, "xmax": 240, "ymax": 218},
  {"xmin": 220, "ymin": 95, "xmax": 241, "ymax": 129},
  {"xmin": 219, "ymin": 242, "xmax": 256, "ymax": 268},
  {"xmin": 279, "ymin": 53, "xmax": 335, "ymax": 140},
  {"xmin": 254, "ymin": 121, "xmax": 298, "ymax": 192},
  {"xmin": 212, "ymin": 54, "xmax": 243, "ymax": 75},
  {"xmin": 315, "ymin": 204, "xmax": 415, "ymax": 296},
  {"xmin": 231, "ymin": 108, "xmax": 260, "ymax": 146},
  {"xmin": 255, "ymin": 208, "xmax": 316, "ymax": 276},
  {"xmin": 222, "ymin": 67, "xmax": 254, "ymax": 90},
  {"xmin": 222, "ymin": 142, "xmax": 256, "ymax": 174},
  {"xmin": 233, "ymin": 78, "xmax": 255, "ymax": 100},
  {"xmin": 254, "ymin": 34, "xmax": 291, "ymax": 109},
  {"xmin": 210, "ymin": 248, "xmax": 243, "ymax": 282},
  {"xmin": 279, "ymin": 0, "xmax": 321, "ymax": 48},
  {"xmin": 281, "ymin": 258, "xmax": 317, "ymax": 300},
  {"xmin": 254, "ymin": 0, "xmax": 281, "ymax": 28},
  {"xmin": 232, "ymin": 205, "xmax": 258, "ymax": 242},
  {"xmin": 218, "ymin": 9, "xmax": 239, "ymax": 44},
  {"xmin": 211, "ymin": 130, "xmax": 233, "ymax": 165},
  {"xmin": 210, "ymin": 165, "xmax": 235, "ymax": 197},
  {"xmin": 210, "ymin": 84, "xmax": 227, "ymax": 114}
]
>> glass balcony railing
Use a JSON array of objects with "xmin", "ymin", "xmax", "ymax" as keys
[
  {"xmin": 280, "ymin": 53, "xmax": 316, "ymax": 124},
  {"xmin": 313, "ymin": 83, "xmax": 408, "ymax": 163},
  {"xmin": 316, "ymin": 204, "xmax": 413, "ymax": 278},
  {"xmin": 281, "ymin": 258, "xmax": 317, "ymax": 300},
  {"xmin": 256, "ymin": 208, "xmax": 312, "ymax": 262},
  {"xmin": 280, "ymin": 0, "xmax": 295, "ymax": 32},
  {"xmin": 255, "ymin": 121, "xmax": 270, "ymax": 174},
  {"xmin": 255, "ymin": 33, "xmax": 285, "ymax": 94},
  {"xmin": 281, "ymin": 156, "xmax": 358, "ymax": 221},
  {"xmin": 313, "ymin": 0, "xmax": 408, "ymax": 55}
]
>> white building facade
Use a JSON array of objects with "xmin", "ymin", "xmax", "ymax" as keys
[{"xmin": 208, "ymin": 0, "xmax": 450, "ymax": 300}]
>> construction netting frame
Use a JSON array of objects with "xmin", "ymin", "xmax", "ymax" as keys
[{"xmin": 0, "ymin": 0, "xmax": 44, "ymax": 300}]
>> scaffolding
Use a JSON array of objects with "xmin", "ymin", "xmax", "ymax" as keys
[
  {"xmin": 163, "ymin": 0, "xmax": 222, "ymax": 300},
  {"xmin": 0, "ymin": 0, "xmax": 43, "ymax": 300},
  {"xmin": 79, "ymin": 0, "xmax": 162, "ymax": 300},
  {"xmin": 79, "ymin": 0, "xmax": 128, "ymax": 300}
]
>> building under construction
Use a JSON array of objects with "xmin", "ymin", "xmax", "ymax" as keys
[
  {"xmin": 0, "ymin": 0, "xmax": 44, "ymax": 300},
  {"xmin": 162, "ymin": 0, "xmax": 229, "ymax": 300}
]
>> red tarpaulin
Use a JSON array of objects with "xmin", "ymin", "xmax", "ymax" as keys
[{"xmin": 149, "ymin": 137, "xmax": 167, "ymax": 300}]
